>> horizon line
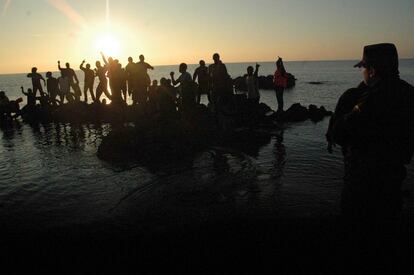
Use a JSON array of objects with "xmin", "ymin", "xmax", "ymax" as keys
[{"xmin": 1, "ymin": 57, "xmax": 414, "ymax": 75}]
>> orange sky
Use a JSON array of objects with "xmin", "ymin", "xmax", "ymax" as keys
[{"xmin": 0, "ymin": 0, "xmax": 413, "ymax": 74}]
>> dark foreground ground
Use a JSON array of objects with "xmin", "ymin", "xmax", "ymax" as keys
[{"xmin": 2, "ymin": 215, "xmax": 414, "ymax": 274}]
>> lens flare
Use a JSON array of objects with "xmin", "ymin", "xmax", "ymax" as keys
[{"xmin": 95, "ymin": 33, "xmax": 121, "ymax": 57}]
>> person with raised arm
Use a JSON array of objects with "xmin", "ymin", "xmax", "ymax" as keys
[
  {"xmin": 170, "ymin": 63, "xmax": 195, "ymax": 112},
  {"xmin": 246, "ymin": 63, "xmax": 261, "ymax": 105},
  {"xmin": 95, "ymin": 52, "xmax": 112, "ymax": 103},
  {"xmin": 58, "ymin": 61, "xmax": 81, "ymax": 102},
  {"xmin": 21, "ymin": 86, "xmax": 36, "ymax": 107},
  {"xmin": 80, "ymin": 60, "xmax": 96, "ymax": 103}
]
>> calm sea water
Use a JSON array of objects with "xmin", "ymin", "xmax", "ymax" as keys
[{"xmin": 1, "ymin": 60, "xmax": 414, "ymax": 234}]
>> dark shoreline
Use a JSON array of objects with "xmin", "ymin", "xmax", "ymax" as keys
[{"xmin": 3, "ymin": 214, "xmax": 414, "ymax": 272}]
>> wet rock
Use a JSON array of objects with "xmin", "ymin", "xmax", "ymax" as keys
[
  {"xmin": 307, "ymin": 81, "xmax": 325, "ymax": 85},
  {"xmin": 280, "ymin": 103, "xmax": 332, "ymax": 123},
  {"xmin": 282, "ymin": 103, "xmax": 309, "ymax": 122},
  {"xmin": 308, "ymin": 104, "xmax": 332, "ymax": 122},
  {"xmin": 234, "ymin": 74, "xmax": 296, "ymax": 91},
  {"xmin": 97, "ymin": 101, "xmax": 332, "ymax": 164}
]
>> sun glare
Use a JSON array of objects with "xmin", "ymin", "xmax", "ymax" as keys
[
  {"xmin": 95, "ymin": 33, "xmax": 121, "ymax": 57},
  {"xmin": 75, "ymin": 20, "xmax": 142, "ymax": 65}
]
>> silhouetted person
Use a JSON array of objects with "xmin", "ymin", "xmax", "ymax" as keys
[
  {"xmin": 120, "ymin": 65, "xmax": 128, "ymax": 103},
  {"xmin": 95, "ymin": 56, "xmax": 109, "ymax": 103},
  {"xmin": 193, "ymin": 60, "xmax": 209, "ymax": 104},
  {"xmin": 148, "ymin": 79, "xmax": 159, "ymax": 113},
  {"xmin": 158, "ymin": 78, "xmax": 177, "ymax": 115},
  {"xmin": 246, "ymin": 63, "xmax": 260, "ymax": 105},
  {"xmin": 58, "ymin": 72, "xmax": 72, "ymax": 103},
  {"xmin": 101, "ymin": 53, "xmax": 123, "ymax": 105},
  {"xmin": 165, "ymin": 79, "xmax": 177, "ymax": 104},
  {"xmin": 136, "ymin": 54, "xmax": 154, "ymax": 105},
  {"xmin": 326, "ymin": 44, "xmax": 414, "ymax": 243},
  {"xmin": 0, "ymin": 91, "xmax": 11, "ymax": 119},
  {"xmin": 126, "ymin": 57, "xmax": 139, "ymax": 103},
  {"xmin": 208, "ymin": 53, "xmax": 229, "ymax": 110},
  {"xmin": 80, "ymin": 60, "xmax": 96, "ymax": 103},
  {"xmin": 170, "ymin": 63, "xmax": 195, "ymax": 112},
  {"xmin": 21, "ymin": 86, "xmax": 36, "ymax": 107},
  {"xmin": 110, "ymin": 61, "xmax": 124, "ymax": 105},
  {"xmin": 46, "ymin": 72, "xmax": 60, "ymax": 106},
  {"xmin": 27, "ymin": 67, "xmax": 45, "ymax": 97},
  {"xmin": 273, "ymin": 57, "xmax": 288, "ymax": 114},
  {"xmin": 58, "ymin": 61, "xmax": 81, "ymax": 102}
]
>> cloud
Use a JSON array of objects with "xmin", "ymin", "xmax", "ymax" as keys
[{"xmin": 45, "ymin": 0, "xmax": 85, "ymax": 26}]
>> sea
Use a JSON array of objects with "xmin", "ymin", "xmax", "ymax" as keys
[{"xmin": 1, "ymin": 60, "xmax": 414, "ymax": 235}]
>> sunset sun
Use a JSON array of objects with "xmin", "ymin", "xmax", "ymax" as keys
[{"xmin": 95, "ymin": 33, "xmax": 121, "ymax": 57}]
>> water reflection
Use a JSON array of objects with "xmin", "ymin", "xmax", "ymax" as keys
[
  {"xmin": 1, "ymin": 120, "xmax": 22, "ymax": 142},
  {"xmin": 17, "ymin": 122, "xmax": 111, "ymax": 151},
  {"xmin": 0, "ymin": 119, "xmax": 346, "ymax": 232},
  {"xmin": 273, "ymin": 131, "xmax": 286, "ymax": 179}
]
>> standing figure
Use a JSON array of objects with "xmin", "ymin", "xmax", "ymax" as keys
[
  {"xmin": 148, "ymin": 79, "xmax": 159, "ymax": 113},
  {"xmin": 58, "ymin": 61, "xmax": 81, "ymax": 102},
  {"xmin": 125, "ymin": 57, "xmax": 138, "ymax": 101},
  {"xmin": 326, "ymin": 43, "xmax": 414, "ymax": 244},
  {"xmin": 58, "ymin": 71, "xmax": 71, "ymax": 103},
  {"xmin": 21, "ymin": 86, "xmax": 36, "ymax": 108},
  {"xmin": 170, "ymin": 63, "xmax": 195, "ymax": 112},
  {"xmin": 95, "ymin": 57, "xmax": 109, "ymax": 103},
  {"xmin": 136, "ymin": 54, "xmax": 154, "ymax": 105},
  {"xmin": 110, "ymin": 62, "xmax": 124, "ymax": 105},
  {"xmin": 120, "ymin": 64, "xmax": 128, "ymax": 103},
  {"xmin": 246, "ymin": 63, "xmax": 260, "ymax": 105},
  {"xmin": 27, "ymin": 67, "xmax": 45, "ymax": 97},
  {"xmin": 80, "ymin": 60, "xmax": 96, "ymax": 103},
  {"xmin": 273, "ymin": 57, "xmax": 288, "ymax": 114},
  {"xmin": 101, "ymin": 53, "xmax": 122, "ymax": 104},
  {"xmin": 208, "ymin": 53, "xmax": 229, "ymax": 110},
  {"xmin": 193, "ymin": 60, "xmax": 210, "ymax": 104},
  {"xmin": 46, "ymin": 72, "xmax": 60, "ymax": 106}
]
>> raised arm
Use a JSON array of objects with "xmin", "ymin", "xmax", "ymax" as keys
[
  {"xmin": 21, "ymin": 86, "xmax": 28, "ymax": 96},
  {"xmin": 80, "ymin": 60, "xmax": 86, "ymax": 71},
  {"xmin": 254, "ymin": 63, "xmax": 260, "ymax": 77},
  {"xmin": 58, "ymin": 61, "xmax": 62, "ymax": 71},
  {"xmin": 100, "ymin": 52, "xmax": 108, "ymax": 65}
]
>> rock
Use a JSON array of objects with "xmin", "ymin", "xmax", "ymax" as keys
[
  {"xmin": 308, "ymin": 104, "xmax": 333, "ymax": 122},
  {"xmin": 234, "ymin": 74, "xmax": 296, "ymax": 91},
  {"xmin": 282, "ymin": 103, "xmax": 309, "ymax": 122},
  {"xmin": 97, "ymin": 100, "xmax": 332, "ymax": 164}
]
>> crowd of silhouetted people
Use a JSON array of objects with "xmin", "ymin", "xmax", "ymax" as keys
[{"xmin": 0, "ymin": 53, "xmax": 290, "ymax": 121}]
